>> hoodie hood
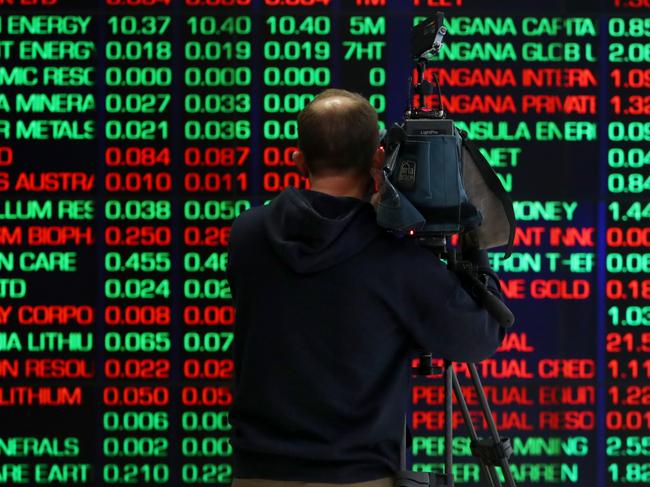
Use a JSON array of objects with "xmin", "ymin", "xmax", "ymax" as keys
[{"xmin": 264, "ymin": 187, "xmax": 383, "ymax": 274}]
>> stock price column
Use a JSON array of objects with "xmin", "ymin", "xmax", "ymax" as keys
[
  {"xmin": 100, "ymin": 4, "xmax": 174, "ymax": 485},
  {"xmin": 0, "ymin": 2, "xmax": 96, "ymax": 485},
  {"xmin": 260, "ymin": 2, "xmax": 334, "ymax": 197},
  {"xmin": 339, "ymin": 0, "xmax": 387, "ymax": 129},
  {"xmin": 604, "ymin": 10, "xmax": 650, "ymax": 487},
  {"xmin": 179, "ymin": 3, "xmax": 253, "ymax": 485}
]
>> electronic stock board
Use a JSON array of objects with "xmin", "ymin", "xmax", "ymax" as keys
[{"xmin": 0, "ymin": 0, "xmax": 649, "ymax": 486}]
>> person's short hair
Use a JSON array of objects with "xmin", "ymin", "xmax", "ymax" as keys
[{"xmin": 297, "ymin": 89, "xmax": 379, "ymax": 176}]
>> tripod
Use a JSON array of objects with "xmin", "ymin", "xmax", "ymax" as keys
[
  {"xmin": 397, "ymin": 354, "xmax": 516, "ymax": 487},
  {"xmin": 397, "ymin": 238, "xmax": 516, "ymax": 487}
]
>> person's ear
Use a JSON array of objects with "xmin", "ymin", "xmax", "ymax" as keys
[
  {"xmin": 371, "ymin": 146, "xmax": 385, "ymax": 170},
  {"xmin": 369, "ymin": 146, "xmax": 386, "ymax": 196},
  {"xmin": 292, "ymin": 150, "xmax": 309, "ymax": 178}
]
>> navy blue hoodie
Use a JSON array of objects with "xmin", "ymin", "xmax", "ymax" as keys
[{"xmin": 227, "ymin": 188, "xmax": 505, "ymax": 482}]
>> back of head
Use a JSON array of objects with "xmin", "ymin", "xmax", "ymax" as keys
[{"xmin": 298, "ymin": 89, "xmax": 379, "ymax": 176}]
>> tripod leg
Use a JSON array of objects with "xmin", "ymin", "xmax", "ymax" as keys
[
  {"xmin": 468, "ymin": 364, "xmax": 516, "ymax": 487},
  {"xmin": 444, "ymin": 361, "xmax": 454, "ymax": 487},
  {"xmin": 451, "ymin": 368, "xmax": 501, "ymax": 487}
]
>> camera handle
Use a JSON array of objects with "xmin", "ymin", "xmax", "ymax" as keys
[
  {"xmin": 446, "ymin": 249, "xmax": 515, "ymax": 329},
  {"xmin": 416, "ymin": 239, "xmax": 515, "ymax": 329},
  {"xmin": 397, "ymin": 357, "xmax": 516, "ymax": 487}
]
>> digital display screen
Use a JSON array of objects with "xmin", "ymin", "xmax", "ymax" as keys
[{"xmin": 0, "ymin": 1, "xmax": 648, "ymax": 486}]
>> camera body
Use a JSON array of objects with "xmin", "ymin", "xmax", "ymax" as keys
[
  {"xmin": 376, "ymin": 13, "xmax": 515, "ymax": 254},
  {"xmin": 386, "ymin": 118, "xmax": 481, "ymax": 237}
]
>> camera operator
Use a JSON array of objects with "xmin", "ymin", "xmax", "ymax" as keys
[{"xmin": 227, "ymin": 89, "xmax": 506, "ymax": 487}]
